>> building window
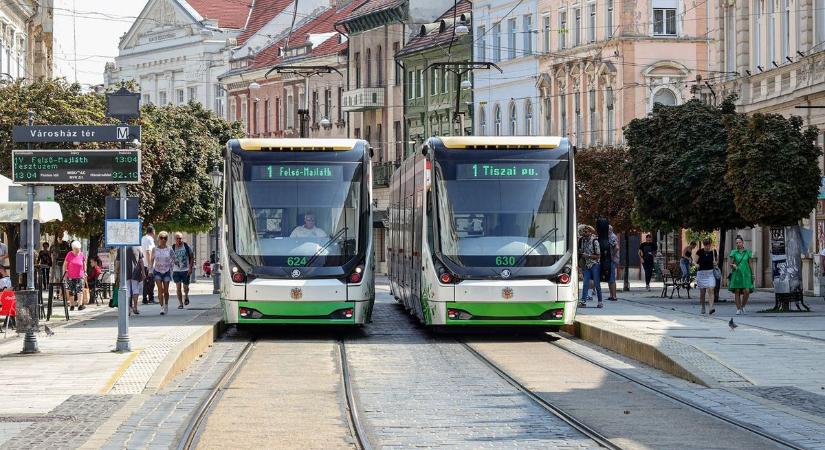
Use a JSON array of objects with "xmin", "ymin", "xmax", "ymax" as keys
[
  {"xmin": 525, "ymin": 100, "xmax": 533, "ymax": 136},
  {"xmin": 492, "ymin": 23, "xmax": 501, "ymax": 62},
  {"xmin": 725, "ymin": 6, "xmax": 736, "ymax": 73},
  {"xmin": 479, "ymin": 106, "xmax": 487, "ymax": 135},
  {"xmin": 588, "ymin": 3, "xmax": 596, "ymax": 43},
  {"xmin": 376, "ymin": 123, "xmax": 383, "ymax": 159},
  {"xmin": 431, "ymin": 67, "xmax": 438, "ymax": 96},
  {"xmin": 523, "ymin": 15, "xmax": 533, "ymax": 55},
  {"xmin": 441, "ymin": 68, "xmax": 448, "ymax": 93},
  {"xmin": 477, "ymin": 26, "xmax": 486, "ymax": 60},
  {"xmin": 311, "ymin": 90, "xmax": 318, "ymax": 123},
  {"xmin": 213, "ymin": 85, "xmax": 224, "ymax": 117},
  {"xmin": 337, "ymin": 87, "xmax": 343, "ymax": 121},
  {"xmin": 416, "ymin": 69, "xmax": 423, "ymax": 98},
  {"xmin": 366, "ymin": 48, "xmax": 372, "ymax": 87},
  {"xmin": 542, "ymin": 15, "xmax": 551, "ymax": 52},
  {"xmin": 560, "ymin": 93, "xmax": 567, "ymax": 136},
  {"xmin": 781, "ymin": 0, "xmax": 789, "ymax": 61},
  {"xmin": 543, "ymin": 96, "xmax": 551, "ymax": 134},
  {"xmin": 508, "ymin": 18, "xmax": 517, "ymax": 59},
  {"xmin": 509, "ymin": 102, "xmax": 517, "ymax": 135},
  {"xmin": 324, "ymin": 89, "xmax": 331, "ymax": 120},
  {"xmin": 286, "ymin": 95, "xmax": 294, "ymax": 128},
  {"xmin": 241, "ymin": 98, "xmax": 249, "ymax": 131},
  {"xmin": 574, "ymin": 8, "xmax": 581, "ymax": 46},
  {"xmin": 408, "ymin": 70, "xmax": 415, "ymax": 99},
  {"xmin": 187, "ymin": 86, "xmax": 197, "ymax": 102},
  {"xmin": 817, "ymin": 0, "xmax": 825, "ymax": 47},
  {"xmin": 589, "ymin": 89, "xmax": 597, "ymax": 145},
  {"xmin": 253, "ymin": 100, "xmax": 259, "ymax": 135},
  {"xmin": 159, "ymin": 90, "xmax": 167, "ymax": 105},
  {"xmin": 606, "ymin": 87, "xmax": 614, "ymax": 145},
  {"xmin": 355, "ymin": 52, "xmax": 361, "ymax": 88},
  {"xmin": 607, "ymin": 0, "xmax": 614, "ymax": 37},
  {"xmin": 264, "ymin": 100, "xmax": 270, "ymax": 134},
  {"xmin": 394, "ymin": 120, "xmax": 401, "ymax": 161},
  {"xmin": 653, "ymin": 0, "xmax": 677, "ymax": 36},
  {"xmin": 559, "ymin": 11, "xmax": 567, "ymax": 49},
  {"xmin": 494, "ymin": 105, "xmax": 502, "ymax": 136},
  {"xmin": 652, "ymin": 88, "xmax": 678, "ymax": 107},
  {"xmin": 574, "ymin": 92, "xmax": 581, "ymax": 144},
  {"xmin": 365, "ymin": 125, "xmax": 371, "ymax": 146},
  {"xmin": 229, "ymin": 97, "xmax": 236, "ymax": 121},
  {"xmin": 177, "ymin": 89, "xmax": 185, "ymax": 104},
  {"xmin": 768, "ymin": 0, "xmax": 775, "ymax": 64},
  {"xmin": 393, "ymin": 42, "xmax": 401, "ymax": 85},
  {"xmin": 753, "ymin": 0, "xmax": 762, "ymax": 70},
  {"xmin": 354, "ymin": 127, "xmax": 360, "ymax": 139},
  {"xmin": 377, "ymin": 46, "xmax": 383, "ymax": 86}
]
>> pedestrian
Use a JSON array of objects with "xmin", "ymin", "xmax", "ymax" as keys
[
  {"xmin": 126, "ymin": 246, "xmax": 145, "ymax": 315},
  {"xmin": 681, "ymin": 241, "xmax": 697, "ymax": 283},
  {"xmin": 0, "ymin": 267, "xmax": 11, "ymax": 291},
  {"xmin": 87, "ymin": 256, "xmax": 103, "ymax": 305},
  {"xmin": 171, "ymin": 232, "xmax": 194, "ymax": 309},
  {"xmin": 37, "ymin": 242, "xmax": 52, "ymax": 290},
  {"xmin": 202, "ymin": 260, "xmax": 212, "ymax": 278},
  {"xmin": 209, "ymin": 250, "xmax": 217, "ymax": 277},
  {"xmin": 578, "ymin": 225, "xmax": 603, "ymax": 308},
  {"xmin": 607, "ymin": 226, "xmax": 620, "ymax": 301},
  {"xmin": 63, "ymin": 240, "xmax": 86, "ymax": 311},
  {"xmin": 0, "ymin": 238, "xmax": 8, "ymax": 268},
  {"xmin": 638, "ymin": 234, "xmax": 657, "ymax": 291},
  {"xmin": 141, "ymin": 225, "xmax": 156, "ymax": 305},
  {"xmin": 150, "ymin": 231, "xmax": 174, "ymax": 315},
  {"xmin": 729, "ymin": 235, "xmax": 755, "ymax": 315},
  {"xmin": 695, "ymin": 238, "xmax": 717, "ymax": 315}
]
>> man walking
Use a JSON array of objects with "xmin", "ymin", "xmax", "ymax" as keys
[
  {"xmin": 171, "ymin": 232, "xmax": 194, "ymax": 309},
  {"xmin": 638, "ymin": 234, "xmax": 657, "ymax": 291},
  {"xmin": 141, "ymin": 225, "xmax": 156, "ymax": 304}
]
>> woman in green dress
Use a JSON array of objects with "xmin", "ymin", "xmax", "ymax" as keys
[{"xmin": 729, "ymin": 235, "xmax": 754, "ymax": 315}]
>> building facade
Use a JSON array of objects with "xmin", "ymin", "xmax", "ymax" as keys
[
  {"xmin": 396, "ymin": 0, "xmax": 473, "ymax": 151},
  {"xmin": 714, "ymin": 0, "xmax": 825, "ymax": 290},
  {"xmin": 0, "ymin": 0, "xmax": 53, "ymax": 81},
  {"xmin": 532, "ymin": 0, "xmax": 710, "ymax": 147}
]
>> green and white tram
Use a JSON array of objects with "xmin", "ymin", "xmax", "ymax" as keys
[
  {"xmin": 220, "ymin": 138, "xmax": 374, "ymax": 325},
  {"xmin": 388, "ymin": 136, "xmax": 577, "ymax": 328}
]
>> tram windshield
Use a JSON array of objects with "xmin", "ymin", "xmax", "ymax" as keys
[
  {"xmin": 231, "ymin": 160, "xmax": 362, "ymax": 267},
  {"xmin": 435, "ymin": 159, "xmax": 569, "ymax": 267}
]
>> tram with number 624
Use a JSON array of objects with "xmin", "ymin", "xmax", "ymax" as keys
[
  {"xmin": 220, "ymin": 138, "xmax": 374, "ymax": 325},
  {"xmin": 387, "ymin": 136, "xmax": 577, "ymax": 328}
]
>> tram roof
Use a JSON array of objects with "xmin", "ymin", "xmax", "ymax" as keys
[
  {"xmin": 232, "ymin": 138, "xmax": 361, "ymax": 151},
  {"xmin": 433, "ymin": 136, "xmax": 563, "ymax": 149}
]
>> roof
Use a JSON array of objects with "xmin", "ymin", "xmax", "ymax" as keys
[
  {"xmin": 236, "ymin": 138, "xmax": 361, "ymax": 151},
  {"xmin": 395, "ymin": 0, "xmax": 471, "ymax": 58},
  {"xmin": 184, "ymin": 0, "xmax": 254, "ymax": 29},
  {"xmin": 337, "ymin": 0, "xmax": 404, "ymax": 27},
  {"xmin": 236, "ymin": 0, "xmax": 294, "ymax": 45},
  {"xmin": 435, "ymin": 136, "xmax": 563, "ymax": 149}
]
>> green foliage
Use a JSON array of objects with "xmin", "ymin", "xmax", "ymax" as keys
[
  {"xmin": 726, "ymin": 113, "xmax": 821, "ymax": 226},
  {"xmin": 0, "ymin": 79, "xmax": 243, "ymax": 236},
  {"xmin": 685, "ymin": 229, "xmax": 716, "ymax": 246},
  {"xmin": 575, "ymin": 146, "xmax": 637, "ymax": 232},
  {"xmin": 624, "ymin": 97, "xmax": 750, "ymax": 232}
]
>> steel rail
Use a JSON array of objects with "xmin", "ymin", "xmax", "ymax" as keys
[{"xmin": 338, "ymin": 339, "xmax": 373, "ymax": 450}]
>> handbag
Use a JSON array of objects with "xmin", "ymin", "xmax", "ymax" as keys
[{"xmin": 713, "ymin": 267, "xmax": 722, "ymax": 280}]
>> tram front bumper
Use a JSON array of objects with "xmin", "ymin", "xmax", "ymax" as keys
[
  {"xmin": 235, "ymin": 300, "xmax": 359, "ymax": 324},
  {"xmin": 443, "ymin": 301, "xmax": 574, "ymax": 326}
]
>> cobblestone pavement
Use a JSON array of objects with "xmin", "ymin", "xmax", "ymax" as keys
[
  {"xmin": 345, "ymin": 285, "xmax": 599, "ymax": 449},
  {"xmin": 554, "ymin": 335, "xmax": 825, "ymax": 449}
]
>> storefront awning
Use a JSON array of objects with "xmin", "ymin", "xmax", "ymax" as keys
[{"xmin": 0, "ymin": 201, "xmax": 63, "ymax": 223}]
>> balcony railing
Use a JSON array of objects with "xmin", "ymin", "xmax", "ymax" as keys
[
  {"xmin": 342, "ymin": 87, "xmax": 385, "ymax": 112},
  {"xmin": 373, "ymin": 161, "xmax": 398, "ymax": 188}
]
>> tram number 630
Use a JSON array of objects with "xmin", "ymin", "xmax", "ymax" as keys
[{"xmin": 495, "ymin": 256, "xmax": 516, "ymax": 266}]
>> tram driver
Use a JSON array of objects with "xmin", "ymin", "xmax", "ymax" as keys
[{"xmin": 290, "ymin": 212, "xmax": 329, "ymax": 238}]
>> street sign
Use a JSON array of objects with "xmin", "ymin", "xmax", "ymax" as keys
[
  {"xmin": 12, "ymin": 125, "xmax": 141, "ymax": 143},
  {"xmin": 105, "ymin": 219, "xmax": 142, "ymax": 247},
  {"xmin": 8, "ymin": 185, "xmax": 55, "ymax": 201},
  {"xmin": 12, "ymin": 149, "xmax": 141, "ymax": 184}
]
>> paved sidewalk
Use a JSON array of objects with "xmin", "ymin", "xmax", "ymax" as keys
[{"xmin": 0, "ymin": 280, "xmax": 222, "ymax": 448}]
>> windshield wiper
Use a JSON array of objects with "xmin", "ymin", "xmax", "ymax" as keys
[
  {"xmin": 514, "ymin": 227, "xmax": 558, "ymax": 267},
  {"xmin": 306, "ymin": 227, "xmax": 349, "ymax": 266}
]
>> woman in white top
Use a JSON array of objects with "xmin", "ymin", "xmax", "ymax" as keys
[{"xmin": 150, "ymin": 231, "xmax": 175, "ymax": 315}]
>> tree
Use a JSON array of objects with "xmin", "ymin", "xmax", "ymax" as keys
[{"xmin": 0, "ymin": 79, "xmax": 243, "ymax": 239}]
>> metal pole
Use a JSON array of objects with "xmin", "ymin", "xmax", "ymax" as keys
[
  {"xmin": 454, "ymin": 69, "xmax": 463, "ymax": 136},
  {"xmin": 115, "ymin": 129, "xmax": 131, "ymax": 351},
  {"xmin": 22, "ymin": 110, "xmax": 38, "ymax": 354},
  {"xmin": 213, "ymin": 188, "xmax": 220, "ymax": 294}
]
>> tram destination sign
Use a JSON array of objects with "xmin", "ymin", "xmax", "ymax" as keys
[
  {"xmin": 12, "ymin": 125, "xmax": 141, "ymax": 143},
  {"xmin": 12, "ymin": 149, "xmax": 141, "ymax": 184}
]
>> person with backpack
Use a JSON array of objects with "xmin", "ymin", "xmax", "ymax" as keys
[
  {"xmin": 126, "ymin": 245, "xmax": 145, "ymax": 315},
  {"xmin": 578, "ymin": 225, "xmax": 603, "ymax": 308},
  {"xmin": 171, "ymin": 232, "xmax": 194, "ymax": 309}
]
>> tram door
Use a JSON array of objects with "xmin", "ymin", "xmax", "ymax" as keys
[{"xmin": 411, "ymin": 154, "xmax": 425, "ymax": 320}]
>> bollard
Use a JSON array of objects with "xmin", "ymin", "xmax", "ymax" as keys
[{"xmin": 15, "ymin": 290, "xmax": 40, "ymax": 353}]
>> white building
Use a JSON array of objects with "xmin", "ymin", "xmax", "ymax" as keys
[
  {"xmin": 103, "ymin": 0, "xmax": 255, "ymax": 118},
  {"xmin": 472, "ymin": 0, "xmax": 541, "ymax": 136},
  {"xmin": 0, "ymin": 0, "xmax": 53, "ymax": 81}
]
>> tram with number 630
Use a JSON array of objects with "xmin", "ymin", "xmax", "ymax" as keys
[
  {"xmin": 387, "ymin": 136, "xmax": 577, "ymax": 328},
  {"xmin": 220, "ymin": 138, "xmax": 374, "ymax": 325}
]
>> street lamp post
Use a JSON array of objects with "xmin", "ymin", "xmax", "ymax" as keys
[{"xmin": 210, "ymin": 167, "xmax": 223, "ymax": 295}]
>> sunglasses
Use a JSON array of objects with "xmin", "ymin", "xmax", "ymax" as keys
[{"xmin": 159, "ymin": 236, "xmax": 168, "ymax": 240}]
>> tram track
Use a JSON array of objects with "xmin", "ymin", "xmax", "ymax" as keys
[
  {"xmin": 178, "ymin": 339, "xmax": 256, "ymax": 450},
  {"xmin": 337, "ymin": 339, "xmax": 373, "ymax": 450},
  {"xmin": 459, "ymin": 340, "xmax": 622, "ymax": 450},
  {"xmin": 547, "ymin": 337, "xmax": 805, "ymax": 450}
]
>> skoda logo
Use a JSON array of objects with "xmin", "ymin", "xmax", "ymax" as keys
[
  {"xmin": 501, "ymin": 269, "xmax": 511, "ymax": 279},
  {"xmin": 291, "ymin": 269, "xmax": 301, "ymax": 278}
]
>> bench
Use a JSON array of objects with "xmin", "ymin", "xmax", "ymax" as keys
[{"xmin": 660, "ymin": 267, "xmax": 694, "ymax": 299}]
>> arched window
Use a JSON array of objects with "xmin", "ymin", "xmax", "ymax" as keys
[
  {"xmin": 509, "ymin": 102, "xmax": 517, "ymax": 135},
  {"xmin": 494, "ymin": 105, "xmax": 502, "ymax": 136},
  {"xmin": 479, "ymin": 106, "xmax": 487, "ymax": 135},
  {"xmin": 652, "ymin": 88, "xmax": 677, "ymax": 106},
  {"xmin": 366, "ymin": 48, "xmax": 372, "ymax": 87},
  {"xmin": 376, "ymin": 45, "xmax": 383, "ymax": 85},
  {"xmin": 525, "ymin": 100, "xmax": 534, "ymax": 136}
]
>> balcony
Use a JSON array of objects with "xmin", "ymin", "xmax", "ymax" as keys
[
  {"xmin": 342, "ymin": 87, "xmax": 385, "ymax": 112},
  {"xmin": 373, "ymin": 161, "xmax": 398, "ymax": 188}
]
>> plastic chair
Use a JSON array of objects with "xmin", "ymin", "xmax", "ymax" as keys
[{"xmin": 0, "ymin": 291, "xmax": 17, "ymax": 333}]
